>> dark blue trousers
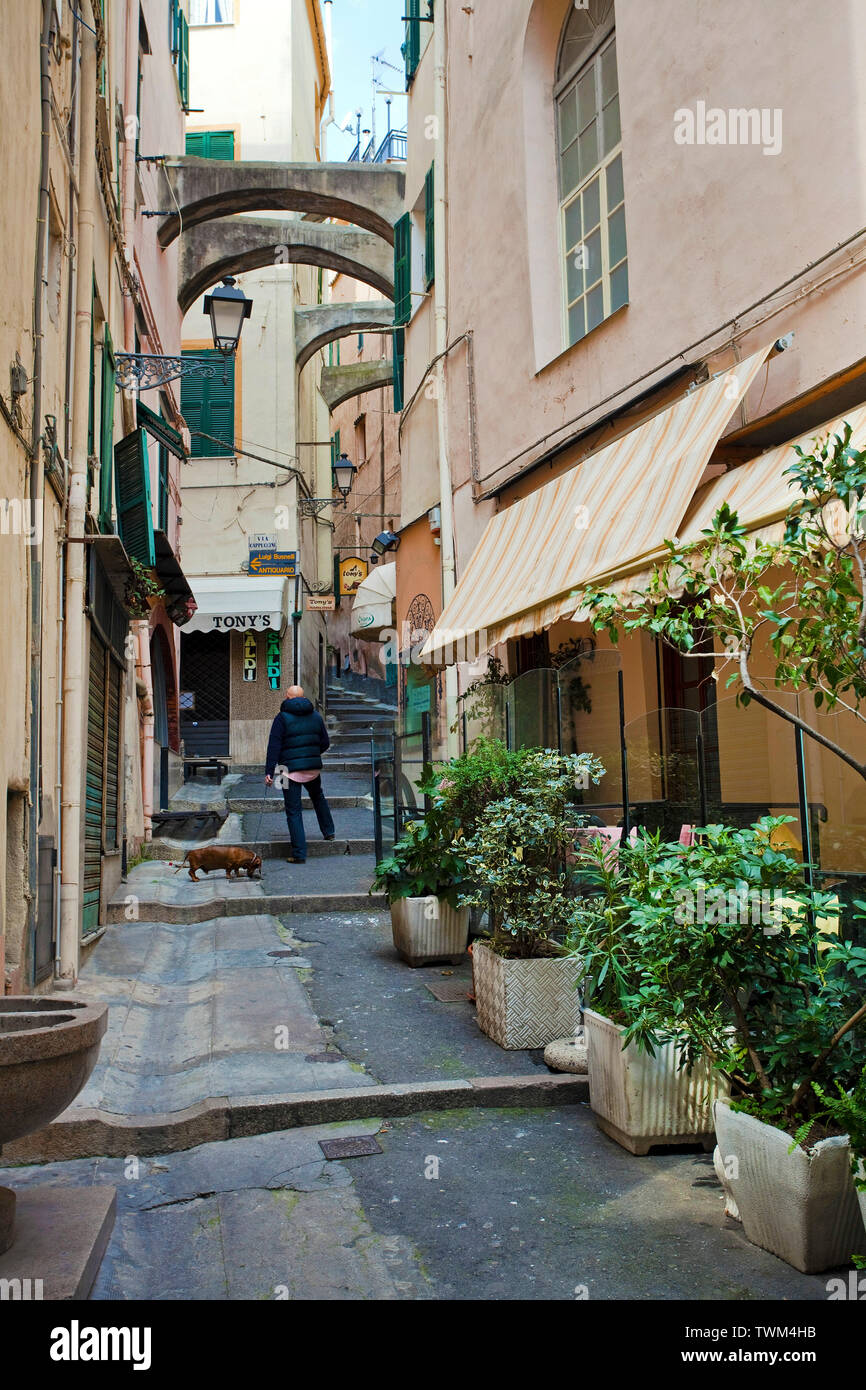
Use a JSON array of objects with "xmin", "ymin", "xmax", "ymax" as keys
[{"xmin": 282, "ymin": 776, "xmax": 335, "ymax": 861}]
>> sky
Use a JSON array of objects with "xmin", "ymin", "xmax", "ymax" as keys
[{"xmin": 325, "ymin": 0, "xmax": 409, "ymax": 160}]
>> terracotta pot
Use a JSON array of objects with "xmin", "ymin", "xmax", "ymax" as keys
[
  {"xmin": 390, "ymin": 897, "xmax": 469, "ymax": 968},
  {"xmin": 713, "ymin": 1101, "xmax": 866, "ymax": 1273},
  {"xmin": 585, "ymin": 1009, "xmax": 727, "ymax": 1155},
  {"xmin": 472, "ymin": 940, "xmax": 583, "ymax": 1050}
]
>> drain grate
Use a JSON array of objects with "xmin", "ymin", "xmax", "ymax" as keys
[
  {"xmin": 319, "ymin": 1136, "xmax": 383, "ymax": 1161},
  {"xmin": 305, "ymin": 1052, "xmax": 343, "ymax": 1063},
  {"xmin": 268, "ymin": 949, "xmax": 296, "ymax": 958},
  {"xmin": 424, "ymin": 978, "xmax": 472, "ymax": 1002}
]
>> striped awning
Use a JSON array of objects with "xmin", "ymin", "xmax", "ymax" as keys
[
  {"xmin": 420, "ymin": 344, "xmax": 773, "ymax": 662},
  {"xmin": 571, "ymin": 401, "xmax": 866, "ymax": 616}
]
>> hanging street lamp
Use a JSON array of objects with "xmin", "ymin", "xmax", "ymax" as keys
[{"xmin": 114, "ymin": 277, "xmax": 254, "ymax": 391}]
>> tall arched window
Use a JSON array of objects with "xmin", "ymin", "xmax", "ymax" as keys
[{"xmin": 556, "ymin": 0, "xmax": 627, "ymax": 347}]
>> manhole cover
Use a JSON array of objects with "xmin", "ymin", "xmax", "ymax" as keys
[
  {"xmin": 319, "ymin": 1136, "xmax": 383, "ymax": 1161},
  {"xmin": 268, "ymin": 949, "xmax": 296, "ymax": 958},
  {"xmin": 425, "ymin": 979, "xmax": 472, "ymax": 1002},
  {"xmin": 305, "ymin": 1052, "xmax": 343, "ymax": 1063}
]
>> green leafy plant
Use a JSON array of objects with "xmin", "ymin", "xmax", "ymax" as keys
[
  {"xmin": 124, "ymin": 557, "xmax": 167, "ymax": 619},
  {"xmin": 455, "ymin": 657, "xmax": 513, "ymax": 738},
  {"xmin": 371, "ymin": 817, "xmax": 467, "ymax": 909},
  {"xmin": 458, "ymin": 749, "xmax": 606, "ymax": 958},
  {"xmin": 580, "ymin": 424, "xmax": 866, "ymax": 781},
  {"xmin": 567, "ymin": 818, "xmax": 866, "ymax": 1129}
]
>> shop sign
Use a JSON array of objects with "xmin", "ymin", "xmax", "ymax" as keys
[
  {"xmin": 338, "ymin": 556, "xmax": 368, "ymax": 596},
  {"xmin": 243, "ymin": 632, "xmax": 257, "ymax": 682},
  {"xmin": 249, "ymin": 550, "xmax": 297, "ymax": 576},
  {"xmin": 307, "ymin": 595, "xmax": 336, "ymax": 611}
]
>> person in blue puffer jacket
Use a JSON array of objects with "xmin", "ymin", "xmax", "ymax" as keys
[{"xmin": 265, "ymin": 685, "xmax": 335, "ymax": 864}]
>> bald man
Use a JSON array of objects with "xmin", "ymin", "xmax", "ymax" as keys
[{"xmin": 265, "ymin": 685, "xmax": 335, "ymax": 864}]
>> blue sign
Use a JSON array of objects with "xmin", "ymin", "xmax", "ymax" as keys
[{"xmin": 249, "ymin": 550, "xmax": 297, "ymax": 576}]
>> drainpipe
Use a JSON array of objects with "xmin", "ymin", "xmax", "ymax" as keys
[
  {"xmin": 432, "ymin": 3, "xmax": 458, "ymax": 754},
  {"xmin": 26, "ymin": 0, "xmax": 54, "ymax": 984},
  {"xmin": 59, "ymin": 8, "xmax": 97, "ymax": 984},
  {"xmin": 122, "ymin": 0, "xmax": 139, "ymax": 367}
]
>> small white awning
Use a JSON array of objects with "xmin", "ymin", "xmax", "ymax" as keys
[
  {"xmin": 184, "ymin": 575, "xmax": 288, "ymax": 635},
  {"xmin": 351, "ymin": 562, "xmax": 396, "ymax": 639}
]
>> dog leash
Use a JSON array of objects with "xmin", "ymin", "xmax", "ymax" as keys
[{"xmin": 251, "ymin": 775, "xmax": 274, "ymax": 862}]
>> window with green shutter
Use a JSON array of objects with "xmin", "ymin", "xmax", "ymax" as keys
[
  {"xmin": 330, "ymin": 431, "xmax": 341, "ymax": 470},
  {"xmin": 424, "ymin": 163, "xmax": 435, "ymax": 288},
  {"xmin": 185, "ymin": 129, "xmax": 235, "ymax": 159},
  {"xmin": 169, "ymin": 0, "xmax": 190, "ymax": 111},
  {"xmin": 99, "ymin": 326, "xmax": 116, "ymax": 532},
  {"xmin": 393, "ymin": 212, "xmax": 412, "ymax": 326},
  {"xmin": 393, "ymin": 328, "xmax": 406, "ymax": 413},
  {"xmin": 181, "ymin": 351, "xmax": 236, "ymax": 458},
  {"xmin": 403, "ymin": 0, "xmax": 421, "ymax": 87},
  {"xmin": 114, "ymin": 428, "xmax": 155, "ymax": 567}
]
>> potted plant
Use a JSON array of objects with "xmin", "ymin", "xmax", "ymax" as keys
[
  {"xmin": 459, "ymin": 748, "xmax": 605, "ymax": 1049},
  {"xmin": 567, "ymin": 832, "xmax": 729, "ymax": 1154},
  {"xmin": 372, "ymin": 818, "xmax": 470, "ymax": 968},
  {"xmin": 599, "ymin": 817, "xmax": 866, "ymax": 1271},
  {"xmin": 807, "ymin": 1068, "xmax": 866, "ymax": 1253},
  {"xmin": 124, "ymin": 558, "xmax": 167, "ymax": 619}
]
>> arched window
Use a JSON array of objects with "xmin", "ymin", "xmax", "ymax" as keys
[{"xmin": 555, "ymin": 0, "xmax": 627, "ymax": 347}]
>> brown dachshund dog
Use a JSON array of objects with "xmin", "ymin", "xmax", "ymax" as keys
[{"xmin": 174, "ymin": 846, "xmax": 263, "ymax": 882}]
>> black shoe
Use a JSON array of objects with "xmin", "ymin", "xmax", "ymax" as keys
[
  {"xmin": 288, "ymin": 856, "xmax": 306, "ymax": 865},
  {"xmin": 324, "ymin": 835, "xmax": 335, "ymax": 841}
]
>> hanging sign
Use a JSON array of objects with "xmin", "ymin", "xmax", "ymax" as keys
[
  {"xmin": 338, "ymin": 556, "xmax": 368, "ymax": 596},
  {"xmin": 249, "ymin": 550, "xmax": 297, "ymax": 576},
  {"xmin": 307, "ymin": 595, "xmax": 336, "ymax": 611},
  {"xmin": 243, "ymin": 632, "xmax": 257, "ymax": 682}
]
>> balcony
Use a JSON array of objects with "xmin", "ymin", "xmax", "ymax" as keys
[{"xmin": 348, "ymin": 128, "xmax": 407, "ymax": 165}]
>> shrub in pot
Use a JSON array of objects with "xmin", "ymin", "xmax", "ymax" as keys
[
  {"xmin": 459, "ymin": 749, "xmax": 605, "ymax": 1049},
  {"xmin": 372, "ymin": 818, "xmax": 469, "ymax": 967},
  {"xmin": 608, "ymin": 818, "xmax": 866, "ymax": 1271},
  {"xmin": 567, "ymin": 832, "xmax": 729, "ymax": 1153}
]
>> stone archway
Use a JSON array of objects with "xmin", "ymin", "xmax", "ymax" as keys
[
  {"xmin": 295, "ymin": 303, "xmax": 395, "ymax": 372},
  {"xmin": 160, "ymin": 159, "xmax": 405, "ymax": 248},
  {"xmin": 178, "ymin": 219, "xmax": 394, "ymax": 312}
]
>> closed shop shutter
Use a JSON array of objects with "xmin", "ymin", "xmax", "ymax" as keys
[
  {"xmin": 105, "ymin": 658, "xmax": 122, "ymax": 849},
  {"xmin": 83, "ymin": 634, "xmax": 107, "ymax": 936}
]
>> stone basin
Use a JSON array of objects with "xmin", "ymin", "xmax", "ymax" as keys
[{"xmin": 0, "ymin": 996, "xmax": 108, "ymax": 1254}]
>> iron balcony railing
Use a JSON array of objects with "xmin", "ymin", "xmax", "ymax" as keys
[{"xmin": 348, "ymin": 128, "xmax": 407, "ymax": 164}]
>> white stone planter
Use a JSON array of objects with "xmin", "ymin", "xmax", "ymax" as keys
[
  {"xmin": 390, "ymin": 897, "xmax": 469, "ymax": 968},
  {"xmin": 857, "ymin": 1160, "xmax": 866, "ymax": 1241},
  {"xmin": 713, "ymin": 1101, "xmax": 866, "ymax": 1273},
  {"xmin": 472, "ymin": 941, "xmax": 583, "ymax": 1050},
  {"xmin": 584, "ymin": 1009, "xmax": 727, "ymax": 1155}
]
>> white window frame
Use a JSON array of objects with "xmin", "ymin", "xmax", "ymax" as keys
[
  {"xmin": 556, "ymin": 27, "xmax": 627, "ymax": 349},
  {"xmin": 189, "ymin": 0, "xmax": 234, "ymax": 27}
]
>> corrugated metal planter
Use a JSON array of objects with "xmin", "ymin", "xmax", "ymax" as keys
[
  {"xmin": 390, "ymin": 897, "xmax": 469, "ymax": 968},
  {"xmin": 585, "ymin": 1009, "xmax": 727, "ymax": 1155},
  {"xmin": 473, "ymin": 941, "xmax": 583, "ymax": 1050},
  {"xmin": 713, "ymin": 1101, "xmax": 866, "ymax": 1273}
]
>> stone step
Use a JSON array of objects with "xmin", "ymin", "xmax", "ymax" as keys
[
  {"xmin": 107, "ymin": 891, "xmax": 385, "ymax": 924},
  {"xmin": 228, "ymin": 794, "xmax": 370, "ymax": 812},
  {"xmin": 145, "ymin": 838, "xmax": 374, "ymax": 861}
]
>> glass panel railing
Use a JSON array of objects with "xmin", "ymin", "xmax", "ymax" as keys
[
  {"xmin": 797, "ymin": 695, "xmax": 866, "ymax": 944},
  {"xmin": 701, "ymin": 690, "xmax": 803, "ymax": 839},
  {"xmin": 459, "ymin": 681, "xmax": 508, "ymax": 750},
  {"xmin": 625, "ymin": 707, "xmax": 702, "ymax": 840},
  {"xmin": 558, "ymin": 649, "xmax": 623, "ymax": 818},
  {"xmin": 505, "ymin": 668, "xmax": 559, "ymax": 751}
]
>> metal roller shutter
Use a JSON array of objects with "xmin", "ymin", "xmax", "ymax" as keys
[{"xmin": 83, "ymin": 634, "xmax": 107, "ymax": 936}]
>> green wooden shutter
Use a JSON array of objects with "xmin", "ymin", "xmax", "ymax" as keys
[
  {"xmin": 115, "ymin": 428, "xmax": 156, "ymax": 566},
  {"xmin": 99, "ymin": 327, "xmax": 116, "ymax": 532},
  {"xmin": 424, "ymin": 163, "xmax": 435, "ymax": 288},
  {"xmin": 404, "ymin": 0, "xmax": 421, "ymax": 87},
  {"xmin": 181, "ymin": 352, "xmax": 235, "ymax": 458},
  {"xmin": 393, "ymin": 212, "xmax": 411, "ymax": 326},
  {"xmin": 178, "ymin": 11, "xmax": 190, "ymax": 110},
  {"xmin": 185, "ymin": 130, "xmax": 235, "ymax": 159},
  {"xmin": 393, "ymin": 328, "xmax": 406, "ymax": 413}
]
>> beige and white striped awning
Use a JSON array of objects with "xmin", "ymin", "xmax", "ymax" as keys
[
  {"xmin": 570, "ymin": 401, "xmax": 866, "ymax": 616},
  {"xmin": 420, "ymin": 344, "xmax": 773, "ymax": 662}
]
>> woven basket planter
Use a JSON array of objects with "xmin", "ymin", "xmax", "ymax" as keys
[
  {"xmin": 390, "ymin": 897, "xmax": 470, "ymax": 968},
  {"xmin": 713, "ymin": 1102, "xmax": 866, "ymax": 1273},
  {"xmin": 472, "ymin": 941, "xmax": 583, "ymax": 1050},
  {"xmin": 585, "ymin": 1009, "xmax": 727, "ymax": 1155}
]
